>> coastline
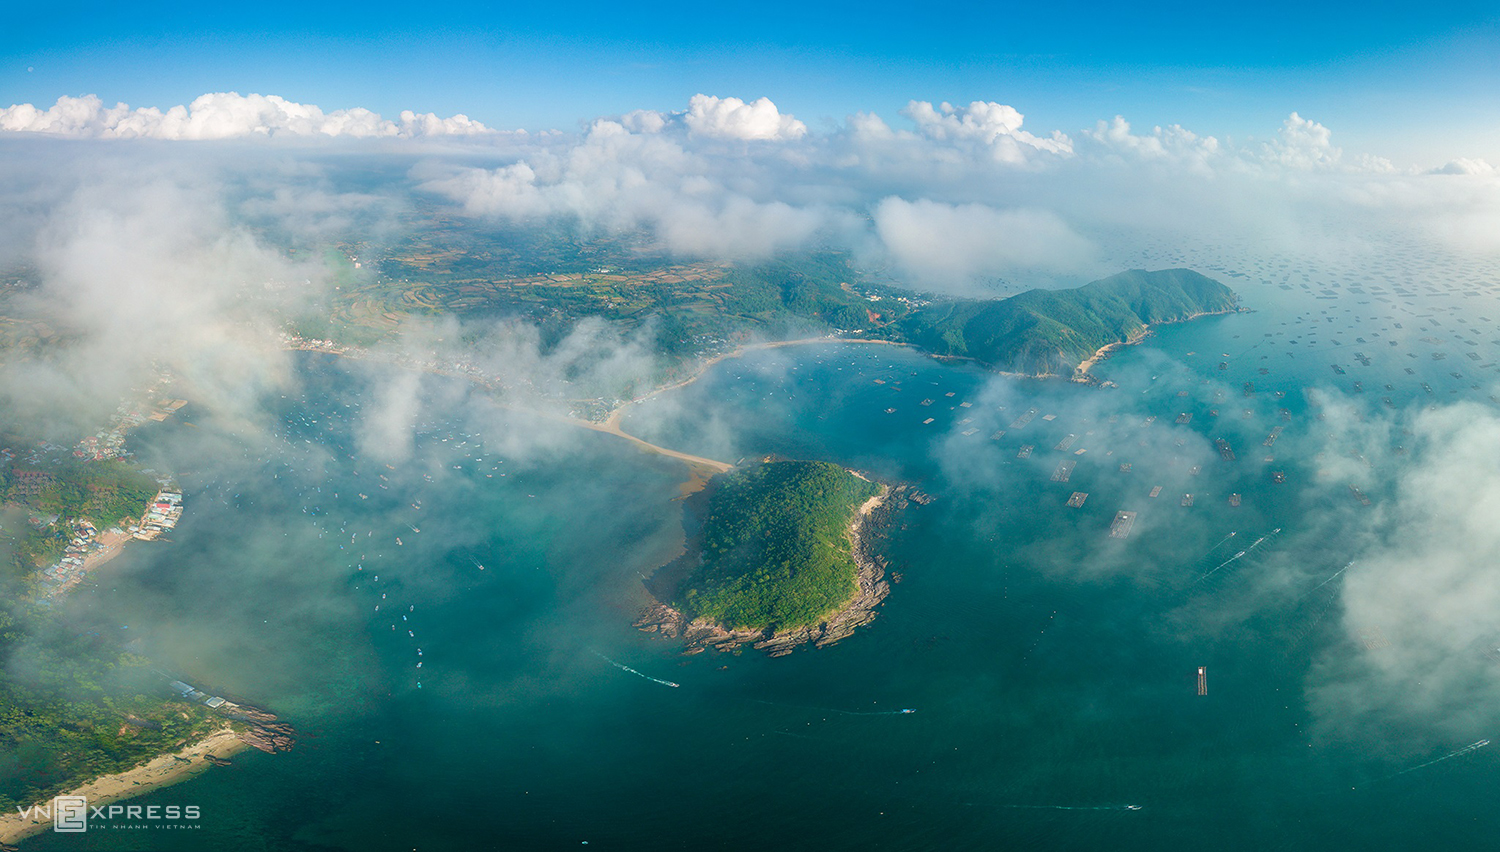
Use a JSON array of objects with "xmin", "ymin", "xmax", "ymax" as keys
[
  {"xmin": 288, "ymin": 308, "xmax": 1237, "ymax": 491},
  {"xmin": 41, "ymin": 529, "xmax": 133, "ymax": 600},
  {"xmin": 1071, "ymin": 308, "xmax": 1241, "ymax": 382},
  {"xmin": 613, "ymin": 335, "xmax": 908, "ymax": 416},
  {"xmin": 0, "ymin": 725, "xmax": 246, "ymax": 845},
  {"xmin": 636, "ymin": 481, "xmax": 908, "ymax": 656}
]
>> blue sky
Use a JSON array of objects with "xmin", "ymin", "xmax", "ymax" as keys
[{"xmin": 4, "ymin": 0, "xmax": 1498, "ymax": 163}]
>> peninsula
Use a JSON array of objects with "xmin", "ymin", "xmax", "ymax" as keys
[{"xmin": 891, "ymin": 268, "xmax": 1239, "ymax": 376}]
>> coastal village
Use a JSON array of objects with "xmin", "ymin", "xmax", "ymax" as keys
[{"xmin": 3, "ymin": 388, "xmax": 190, "ymax": 599}]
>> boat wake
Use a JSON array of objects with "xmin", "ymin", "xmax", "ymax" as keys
[
  {"xmin": 1000, "ymin": 804, "xmax": 1143, "ymax": 811},
  {"xmin": 1386, "ymin": 739, "xmax": 1490, "ymax": 780},
  {"xmin": 591, "ymin": 651, "xmax": 680, "ymax": 689},
  {"xmin": 1195, "ymin": 527, "xmax": 1283, "ymax": 585},
  {"xmin": 1310, "ymin": 562, "xmax": 1353, "ymax": 593},
  {"xmin": 1196, "ymin": 550, "xmax": 1248, "ymax": 584},
  {"xmin": 756, "ymin": 700, "xmax": 914, "ymax": 716}
]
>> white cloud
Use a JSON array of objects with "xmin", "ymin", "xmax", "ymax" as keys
[
  {"xmin": 872, "ymin": 197, "xmax": 1097, "ymax": 285},
  {"xmin": 1260, "ymin": 111, "xmax": 1342, "ymax": 170},
  {"xmin": 1309, "ymin": 404, "xmax": 1500, "ymax": 735},
  {"xmin": 683, "ymin": 94, "xmax": 806, "ymax": 141},
  {"xmin": 0, "ymin": 93, "xmax": 490, "ymax": 139},
  {"xmin": 1083, "ymin": 115, "xmax": 1221, "ymax": 172},
  {"xmin": 902, "ymin": 100, "xmax": 1073, "ymax": 164},
  {"xmin": 417, "ymin": 113, "xmax": 838, "ymax": 258},
  {"xmin": 1430, "ymin": 157, "xmax": 1496, "ymax": 176}
]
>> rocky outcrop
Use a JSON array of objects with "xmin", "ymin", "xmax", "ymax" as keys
[
  {"xmin": 221, "ymin": 704, "xmax": 296, "ymax": 754},
  {"xmin": 238, "ymin": 722, "xmax": 296, "ymax": 754}
]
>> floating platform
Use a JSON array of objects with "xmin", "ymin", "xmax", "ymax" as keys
[
  {"xmin": 1109, "ymin": 510, "xmax": 1136, "ymax": 539},
  {"xmin": 1050, "ymin": 460, "xmax": 1077, "ymax": 482},
  {"xmin": 1066, "ymin": 491, "xmax": 1088, "ymax": 508},
  {"xmin": 1149, "ymin": 485, "xmax": 1162, "ymax": 498},
  {"xmin": 1009, "ymin": 408, "xmax": 1039, "ymax": 429},
  {"xmin": 1197, "ymin": 666, "xmax": 1208, "ymax": 696}
]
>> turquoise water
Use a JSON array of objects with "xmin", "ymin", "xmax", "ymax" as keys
[{"xmin": 22, "ymin": 276, "xmax": 1500, "ymax": 850}]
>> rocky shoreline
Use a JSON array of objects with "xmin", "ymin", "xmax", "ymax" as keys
[
  {"xmin": 636, "ymin": 484, "xmax": 922, "ymax": 657},
  {"xmin": 225, "ymin": 704, "xmax": 297, "ymax": 754}
]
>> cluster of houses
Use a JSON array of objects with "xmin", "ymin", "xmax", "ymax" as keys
[
  {"xmin": 132, "ymin": 490, "xmax": 183, "ymax": 540},
  {"xmin": 38, "ymin": 519, "xmax": 107, "ymax": 590},
  {"xmin": 73, "ymin": 397, "xmax": 188, "ymax": 461}
]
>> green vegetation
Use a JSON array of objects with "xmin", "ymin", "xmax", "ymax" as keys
[
  {"xmin": 678, "ymin": 461, "xmax": 879, "ymax": 631},
  {"xmin": 333, "ymin": 228, "xmax": 1230, "ymax": 383},
  {"xmin": 318, "ymin": 212, "xmax": 908, "ymax": 360},
  {"xmin": 4, "ymin": 459, "xmax": 157, "ymax": 572},
  {"xmin": 0, "ymin": 543, "xmax": 218, "ymax": 811},
  {"xmin": 13, "ymin": 459, "xmax": 157, "ymax": 528},
  {"xmin": 892, "ymin": 269, "xmax": 1237, "ymax": 374}
]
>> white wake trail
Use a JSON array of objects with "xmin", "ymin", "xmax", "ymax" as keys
[{"xmin": 592, "ymin": 651, "xmax": 680, "ymax": 688}]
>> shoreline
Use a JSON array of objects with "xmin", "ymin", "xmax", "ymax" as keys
[
  {"xmin": 609, "ymin": 335, "xmax": 908, "ymax": 420},
  {"xmin": 1071, "ymin": 308, "xmax": 1241, "ymax": 382},
  {"xmin": 0, "ymin": 725, "xmax": 246, "ymax": 845},
  {"xmin": 289, "ymin": 308, "xmax": 1235, "ymax": 493},
  {"xmin": 635, "ymin": 480, "xmax": 907, "ymax": 656},
  {"xmin": 41, "ymin": 528, "xmax": 133, "ymax": 600}
]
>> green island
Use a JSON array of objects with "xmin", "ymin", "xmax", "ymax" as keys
[
  {"xmin": 893, "ymin": 268, "xmax": 1239, "ymax": 375},
  {"xmin": 674, "ymin": 460, "xmax": 881, "ymax": 633}
]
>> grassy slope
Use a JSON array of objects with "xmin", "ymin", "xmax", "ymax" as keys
[
  {"xmin": 679, "ymin": 461, "xmax": 879, "ymax": 631},
  {"xmin": 894, "ymin": 269, "xmax": 1237, "ymax": 374}
]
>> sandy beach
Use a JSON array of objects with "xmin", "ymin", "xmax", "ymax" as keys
[
  {"xmin": 41, "ymin": 529, "xmax": 135, "ymax": 600},
  {"xmin": 1072, "ymin": 308, "xmax": 1240, "ymax": 381},
  {"xmin": 0, "ymin": 725, "xmax": 245, "ymax": 845},
  {"xmin": 82, "ymin": 529, "xmax": 131, "ymax": 571}
]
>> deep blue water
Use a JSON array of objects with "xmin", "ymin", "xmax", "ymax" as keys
[{"xmin": 20, "ymin": 275, "xmax": 1500, "ymax": 850}]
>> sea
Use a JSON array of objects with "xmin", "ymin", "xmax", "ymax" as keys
[{"xmin": 22, "ymin": 269, "xmax": 1500, "ymax": 850}]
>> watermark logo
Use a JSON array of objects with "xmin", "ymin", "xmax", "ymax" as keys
[
  {"xmin": 14, "ymin": 796, "xmax": 201, "ymax": 833},
  {"xmin": 53, "ymin": 796, "xmax": 87, "ymax": 832}
]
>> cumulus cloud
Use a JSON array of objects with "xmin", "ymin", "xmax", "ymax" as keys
[
  {"xmin": 903, "ymin": 100, "xmax": 1073, "ymax": 164},
  {"xmin": 683, "ymin": 94, "xmax": 806, "ymax": 141},
  {"xmin": 1083, "ymin": 115, "xmax": 1221, "ymax": 172},
  {"xmin": 416, "ymin": 110, "xmax": 843, "ymax": 259},
  {"xmin": 0, "ymin": 93, "xmax": 490, "ymax": 140},
  {"xmin": 1430, "ymin": 157, "xmax": 1496, "ymax": 176},
  {"xmin": 1259, "ymin": 112, "xmax": 1345, "ymax": 171},
  {"xmin": 9, "ymin": 90, "xmax": 1492, "ymax": 297}
]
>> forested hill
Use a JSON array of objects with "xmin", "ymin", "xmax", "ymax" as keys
[
  {"xmin": 892, "ymin": 269, "xmax": 1238, "ymax": 375},
  {"xmin": 678, "ymin": 461, "xmax": 879, "ymax": 631}
]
